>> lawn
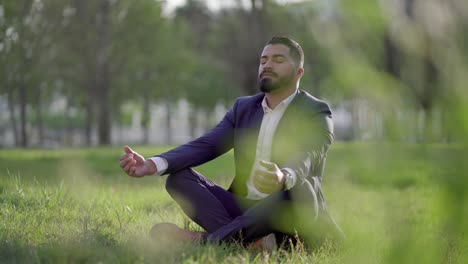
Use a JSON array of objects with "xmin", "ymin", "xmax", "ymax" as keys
[{"xmin": 0, "ymin": 143, "xmax": 467, "ymax": 263}]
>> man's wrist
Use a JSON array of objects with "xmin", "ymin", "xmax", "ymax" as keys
[
  {"xmin": 280, "ymin": 169, "xmax": 290, "ymax": 190},
  {"xmin": 145, "ymin": 159, "xmax": 158, "ymax": 175},
  {"xmin": 149, "ymin": 157, "xmax": 168, "ymax": 175},
  {"xmin": 280, "ymin": 168, "xmax": 296, "ymax": 190}
]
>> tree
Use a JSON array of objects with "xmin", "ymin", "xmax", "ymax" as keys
[
  {"xmin": 0, "ymin": 0, "xmax": 45, "ymax": 147},
  {"xmin": 55, "ymin": 0, "xmax": 137, "ymax": 145},
  {"xmin": 174, "ymin": 1, "xmax": 238, "ymax": 137}
]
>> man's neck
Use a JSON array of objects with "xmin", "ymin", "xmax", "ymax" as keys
[{"xmin": 265, "ymin": 85, "xmax": 297, "ymax": 109}]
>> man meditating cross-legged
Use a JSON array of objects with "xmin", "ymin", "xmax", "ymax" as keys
[{"xmin": 119, "ymin": 37, "xmax": 343, "ymax": 250}]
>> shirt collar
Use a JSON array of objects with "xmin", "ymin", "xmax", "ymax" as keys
[{"xmin": 261, "ymin": 89, "xmax": 298, "ymax": 113}]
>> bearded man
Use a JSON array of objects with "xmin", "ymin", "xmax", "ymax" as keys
[{"xmin": 119, "ymin": 36, "xmax": 343, "ymax": 250}]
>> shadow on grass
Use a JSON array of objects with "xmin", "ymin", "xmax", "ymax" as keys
[{"xmin": 0, "ymin": 234, "xmax": 338, "ymax": 263}]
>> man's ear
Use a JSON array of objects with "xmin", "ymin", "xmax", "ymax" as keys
[{"xmin": 297, "ymin": 67, "xmax": 304, "ymax": 78}]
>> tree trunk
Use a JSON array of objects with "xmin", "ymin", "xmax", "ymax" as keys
[
  {"xmin": 188, "ymin": 105, "xmax": 197, "ymax": 139},
  {"xmin": 95, "ymin": 0, "xmax": 111, "ymax": 145},
  {"xmin": 74, "ymin": 0, "xmax": 93, "ymax": 146},
  {"xmin": 96, "ymin": 80, "xmax": 111, "ymax": 145},
  {"xmin": 384, "ymin": 32, "xmax": 400, "ymax": 79},
  {"xmin": 19, "ymin": 82, "xmax": 28, "ymax": 147},
  {"xmin": 141, "ymin": 88, "xmax": 150, "ymax": 145},
  {"xmin": 64, "ymin": 98, "xmax": 73, "ymax": 146},
  {"xmin": 7, "ymin": 88, "xmax": 19, "ymax": 146},
  {"xmin": 350, "ymin": 102, "xmax": 360, "ymax": 141},
  {"xmin": 250, "ymin": 0, "xmax": 257, "ymax": 11},
  {"xmin": 165, "ymin": 100, "xmax": 172, "ymax": 145},
  {"xmin": 242, "ymin": 0, "xmax": 266, "ymax": 95},
  {"xmin": 85, "ymin": 86, "xmax": 93, "ymax": 146},
  {"xmin": 16, "ymin": 0, "xmax": 33, "ymax": 148},
  {"xmin": 203, "ymin": 109, "xmax": 213, "ymax": 133},
  {"xmin": 36, "ymin": 86, "xmax": 44, "ymax": 147}
]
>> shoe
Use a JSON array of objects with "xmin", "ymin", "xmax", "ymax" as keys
[
  {"xmin": 149, "ymin": 222, "xmax": 204, "ymax": 243},
  {"xmin": 250, "ymin": 233, "xmax": 277, "ymax": 254}
]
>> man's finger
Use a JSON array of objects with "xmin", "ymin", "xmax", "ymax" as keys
[
  {"xmin": 120, "ymin": 153, "xmax": 133, "ymax": 161},
  {"xmin": 120, "ymin": 159, "xmax": 133, "ymax": 169},
  {"xmin": 120, "ymin": 155, "xmax": 133, "ymax": 166},
  {"xmin": 121, "ymin": 155, "xmax": 135, "ymax": 165},
  {"xmin": 130, "ymin": 166, "xmax": 137, "ymax": 177},
  {"xmin": 124, "ymin": 146, "xmax": 135, "ymax": 154},
  {"xmin": 254, "ymin": 169, "xmax": 274, "ymax": 178},
  {"xmin": 254, "ymin": 173, "xmax": 278, "ymax": 187},
  {"xmin": 120, "ymin": 159, "xmax": 128, "ymax": 168},
  {"xmin": 253, "ymin": 177, "xmax": 276, "ymax": 193},
  {"xmin": 124, "ymin": 160, "xmax": 136, "ymax": 172},
  {"xmin": 259, "ymin": 160, "xmax": 276, "ymax": 170},
  {"xmin": 254, "ymin": 175, "xmax": 274, "ymax": 187}
]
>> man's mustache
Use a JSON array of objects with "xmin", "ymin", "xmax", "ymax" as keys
[{"xmin": 260, "ymin": 71, "xmax": 278, "ymax": 78}]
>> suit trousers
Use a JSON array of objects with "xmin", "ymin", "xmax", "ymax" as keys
[{"xmin": 165, "ymin": 168, "xmax": 336, "ymax": 245}]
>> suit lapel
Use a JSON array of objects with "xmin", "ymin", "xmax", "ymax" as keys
[
  {"xmin": 271, "ymin": 92, "xmax": 303, "ymax": 164},
  {"xmin": 250, "ymin": 101, "xmax": 264, "ymax": 130},
  {"xmin": 231, "ymin": 97, "xmax": 264, "ymax": 196}
]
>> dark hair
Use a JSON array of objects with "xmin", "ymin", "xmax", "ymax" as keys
[{"xmin": 266, "ymin": 36, "xmax": 304, "ymax": 68}]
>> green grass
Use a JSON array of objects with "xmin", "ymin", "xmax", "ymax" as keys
[{"xmin": 0, "ymin": 143, "xmax": 467, "ymax": 263}]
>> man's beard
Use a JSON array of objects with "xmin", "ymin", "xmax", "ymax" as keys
[
  {"xmin": 259, "ymin": 78, "xmax": 279, "ymax": 93},
  {"xmin": 258, "ymin": 71, "xmax": 295, "ymax": 93}
]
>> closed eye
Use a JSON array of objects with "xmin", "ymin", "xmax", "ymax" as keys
[
  {"xmin": 260, "ymin": 54, "xmax": 287, "ymax": 65},
  {"xmin": 273, "ymin": 55, "xmax": 285, "ymax": 63}
]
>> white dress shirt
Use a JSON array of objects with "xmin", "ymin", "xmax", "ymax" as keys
[
  {"xmin": 245, "ymin": 90, "xmax": 297, "ymax": 200},
  {"xmin": 149, "ymin": 91, "xmax": 298, "ymax": 200}
]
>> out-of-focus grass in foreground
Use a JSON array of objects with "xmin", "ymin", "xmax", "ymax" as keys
[{"xmin": 0, "ymin": 143, "xmax": 467, "ymax": 263}]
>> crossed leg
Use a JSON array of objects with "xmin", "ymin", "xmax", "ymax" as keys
[
  {"xmin": 165, "ymin": 168, "xmax": 246, "ymax": 233},
  {"xmin": 164, "ymin": 168, "xmax": 325, "ymax": 245}
]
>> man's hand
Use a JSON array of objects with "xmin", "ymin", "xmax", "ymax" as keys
[
  {"xmin": 253, "ymin": 160, "xmax": 285, "ymax": 194},
  {"xmin": 119, "ymin": 146, "xmax": 157, "ymax": 177}
]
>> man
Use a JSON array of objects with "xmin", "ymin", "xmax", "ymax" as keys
[{"xmin": 119, "ymin": 37, "xmax": 342, "ymax": 249}]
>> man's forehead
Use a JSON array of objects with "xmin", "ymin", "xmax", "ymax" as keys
[{"xmin": 261, "ymin": 44, "xmax": 291, "ymax": 57}]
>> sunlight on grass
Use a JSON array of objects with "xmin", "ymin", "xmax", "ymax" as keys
[{"xmin": 0, "ymin": 144, "xmax": 467, "ymax": 263}]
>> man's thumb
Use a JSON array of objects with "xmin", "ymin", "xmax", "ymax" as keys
[
  {"xmin": 260, "ymin": 160, "xmax": 275, "ymax": 169},
  {"xmin": 124, "ymin": 146, "xmax": 134, "ymax": 154}
]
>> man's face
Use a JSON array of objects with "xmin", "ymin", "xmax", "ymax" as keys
[{"xmin": 258, "ymin": 44, "xmax": 298, "ymax": 93}]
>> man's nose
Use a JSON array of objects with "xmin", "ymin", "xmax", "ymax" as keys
[{"xmin": 263, "ymin": 59, "xmax": 273, "ymax": 69}]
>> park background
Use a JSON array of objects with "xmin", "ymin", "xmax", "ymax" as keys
[{"xmin": 1, "ymin": 0, "xmax": 467, "ymax": 263}]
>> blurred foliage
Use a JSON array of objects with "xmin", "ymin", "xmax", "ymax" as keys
[
  {"xmin": 0, "ymin": 144, "xmax": 467, "ymax": 263},
  {"xmin": 0, "ymin": 1, "xmax": 468, "ymax": 262},
  {"xmin": 29, "ymin": 112, "xmax": 85, "ymax": 129},
  {"xmin": 1, "ymin": 0, "xmax": 467, "ymax": 146}
]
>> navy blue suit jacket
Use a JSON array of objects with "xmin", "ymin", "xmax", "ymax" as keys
[{"xmin": 157, "ymin": 90, "xmax": 334, "ymax": 199}]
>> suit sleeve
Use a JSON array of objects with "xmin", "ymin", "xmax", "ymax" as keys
[
  {"xmin": 155, "ymin": 100, "xmax": 238, "ymax": 175},
  {"xmin": 283, "ymin": 108, "xmax": 334, "ymax": 187}
]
